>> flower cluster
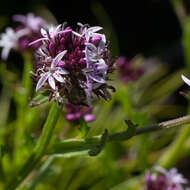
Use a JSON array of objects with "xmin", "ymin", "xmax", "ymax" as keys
[
  {"xmin": 116, "ymin": 56, "xmax": 143, "ymax": 83},
  {"xmin": 145, "ymin": 166, "xmax": 189, "ymax": 190},
  {"xmin": 65, "ymin": 101, "xmax": 96, "ymax": 123},
  {"xmin": 31, "ymin": 23, "xmax": 115, "ymax": 105},
  {"xmin": 0, "ymin": 13, "xmax": 46, "ymax": 60}
]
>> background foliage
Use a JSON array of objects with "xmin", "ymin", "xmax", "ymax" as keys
[{"xmin": 1, "ymin": 0, "xmax": 190, "ymax": 189}]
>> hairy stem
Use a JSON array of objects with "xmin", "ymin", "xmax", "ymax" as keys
[{"xmin": 48, "ymin": 115, "xmax": 190, "ymax": 155}]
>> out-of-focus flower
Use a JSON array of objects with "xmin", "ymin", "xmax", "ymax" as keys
[
  {"xmin": 13, "ymin": 13, "xmax": 46, "ymax": 32},
  {"xmin": 145, "ymin": 166, "xmax": 189, "ymax": 190},
  {"xmin": 116, "ymin": 56, "xmax": 144, "ymax": 83},
  {"xmin": 31, "ymin": 22, "xmax": 115, "ymax": 105},
  {"xmin": 182, "ymin": 75, "xmax": 190, "ymax": 86},
  {"xmin": 0, "ymin": 13, "xmax": 47, "ymax": 60},
  {"xmin": 0, "ymin": 27, "xmax": 29, "ymax": 60},
  {"xmin": 65, "ymin": 101, "xmax": 96, "ymax": 123}
]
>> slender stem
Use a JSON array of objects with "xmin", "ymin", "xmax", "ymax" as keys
[
  {"xmin": 27, "ymin": 156, "xmax": 55, "ymax": 190},
  {"xmin": 48, "ymin": 115, "xmax": 190, "ymax": 155},
  {"xmin": 158, "ymin": 124, "xmax": 190, "ymax": 168},
  {"xmin": 170, "ymin": 0, "xmax": 187, "ymax": 25},
  {"xmin": 5, "ymin": 102, "xmax": 62, "ymax": 190}
]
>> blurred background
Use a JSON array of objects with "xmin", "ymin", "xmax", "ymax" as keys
[{"xmin": 1, "ymin": 0, "xmax": 190, "ymax": 189}]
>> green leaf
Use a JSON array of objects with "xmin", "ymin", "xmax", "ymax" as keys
[
  {"xmin": 88, "ymin": 129, "xmax": 109, "ymax": 156},
  {"xmin": 29, "ymin": 91, "xmax": 49, "ymax": 107}
]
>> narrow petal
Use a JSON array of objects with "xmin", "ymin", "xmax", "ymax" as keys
[
  {"xmin": 56, "ymin": 67, "xmax": 69, "ymax": 75},
  {"xmin": 98, "ymin": 38, "xmax": 106, "ymax": 49},
  {"xmin": 36, "ymin": 72, "xmax": 50, "ymax": 91},
  {"xmin": 97, "ymin": 59, "xmax": 108, "ymax": 71},
  {"xmin": 85, "ymin": 42, "xmax": 97, "ymax": 51},
  {"xmin": 72, "ymin": 31, "xmax": 82, "ymax": 37},
  {"xmin": 28, "ymin": 38, "xmax": 47, "ymax": 46},
  {"xmin": 52, "ymin": 50, "xmax": 67, "ymax": 68},
  {"xmin": 41, "ymin": 28, "xmax": 47, "ymax": 37},
  {"xmin": 58, "ymin": 29, "xmax": 72, "ymax": 35},
  {"xmin": 89, "ymin": 75, "xmax": 106, "ymax": 83},
  {"xmin": 88, "ymin": 26, "xmax": 103, "ymax": 33},
  {"xmin": 53, "ymin": 72, "xmax": 65, "ymax": 83},
  {"xmin": 48, "ymin": 75, "xmax": 56, "ymax": 90},
  {"xmin": 182, "ymin": 74, "xmax": 190, "ymax": 86},
  {"xmin": 55, "ymin": 24, "xmax": 62, "ymax": 33}
]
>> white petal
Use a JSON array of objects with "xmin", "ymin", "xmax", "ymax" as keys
[
  {"xmin": 182, "ymin": 74, "xmax": 190, "ymax": 86},
  {"xmin": 98, "ymin": 38, "xmax": 106, "ymax": 50},
  {"xmin": 85, "ymin": 42, "xmax": 97, "ymax": 51},
  {"xmin": 97, "ymin": 59, "xmax": 107, "ymax": 70},
  {"xmin": 77, "ymin": 22, "xmax": 84, "ymax": 27},
  {"xmin": 55, "ymin": 24, "xmax": 62, "ymax": 33},
  {"xmin": 72, "ymin": 31, "xmax": 82, "ymax": 37},
  {"xmin": 28, "ymin": 38, "xmax": 47, "ymax": 46},
  {"xmin": 36, "ymin": 72, "xmax": 50, "ymax": 91},
  {"xmin": 89, "ymin": 75, "xmax": 106, "ymax": 83},
  {"xmin": 88, "ymin": 26, "xmax": 103, "ymax": 33},
  {"xmin": 48, "ymin": 75, "xmax": 56, "ymax": 90},
  {"xmin": 41, "ymin": 28, "xmax": 47, "ymax": 37},
  {"xmin": 98, "ymin": 34, "xmax": 106, "ymax": 44},
  {"xmin": 52, "ymin": 50, "xmax": 67, "ymax": 68},
  {"xmin": 1, "ymin": 47, "xmax": 11, "ymax": 60},
  {"xmin": 56, "ymin": 67, "xmax": 69, "ymax": 75},
  {"xmin": 53, "ymin": 72, "xmax": 65, "ymax": 83}
]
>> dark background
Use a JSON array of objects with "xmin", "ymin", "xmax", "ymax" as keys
[{"xmin": 0, "ymin": 0, "xmax": 184, "ymax": 68}]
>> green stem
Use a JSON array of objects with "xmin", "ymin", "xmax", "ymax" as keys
[
  {"xmin": 170, "ymin": 0, "xmax": 187, "ymax": 25},
  {"xmin": 27, "ymin": 156, "xmax": 55, "ymax": 190},
  {"xmin": 48, "ymin": 115, "xmax": 190, "ymax": 155},
  {"xmin": 5, "ymin": 102, "xmax": 62, "ymax": 190},
  {"xmin": 158, "ymin": 124, "xmax": 190, "ymax": 168}
]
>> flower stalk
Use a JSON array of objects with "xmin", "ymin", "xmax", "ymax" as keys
[{"xmin": 47, "ymin": 115, "xmax": 190, "ymax": 155}]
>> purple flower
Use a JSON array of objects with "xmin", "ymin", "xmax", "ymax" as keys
[
  {"xmin": 65, "ymin": 101, "xmax": 96, "ymax": 123},
  {"xmin": 0, "ymin": 13, "xmax": 47, "ymax": 60},
  {"xmin": 13, "ymin": 13, "xmax": 46, "ymax": 32},
  {"xmin": 116, "ymin": 56, "xmax": 144, "ymax": 83},
  {"xmin": 0, "ymin": 27, "xmax": 29, "ymax": 60},
  {"xmin": 36, "ymin": 50, "xmax": 69, "ymax": 91},
  {"xmin": 31, "ymin": 22, "xmax": 115, "ymax": 105},
  {"xmin": 145, "ymin": 166, "xmax": 189, "ymax": 190}
]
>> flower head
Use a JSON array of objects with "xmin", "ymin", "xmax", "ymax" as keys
[
  {"xmin": 0, "ymin": 27, "xmax": 29, "ymax": 60},
  {"xmin": 31, "ymin": 22, "xmax": 115, "ymax": 105},
  {"xmin": 13, "ymin": 13, "xmax": 46, "ymax": 32},
  {"xmin": 116, "ymin": 56, "xmax": 144, "ymax": 83},
  {"xmin": 145, "ymin": 166, "xmax": 189, "ymax": 190},
  {"xmin": 0, "ymin": 13, "xmax": 47, "ymax": 60}
]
